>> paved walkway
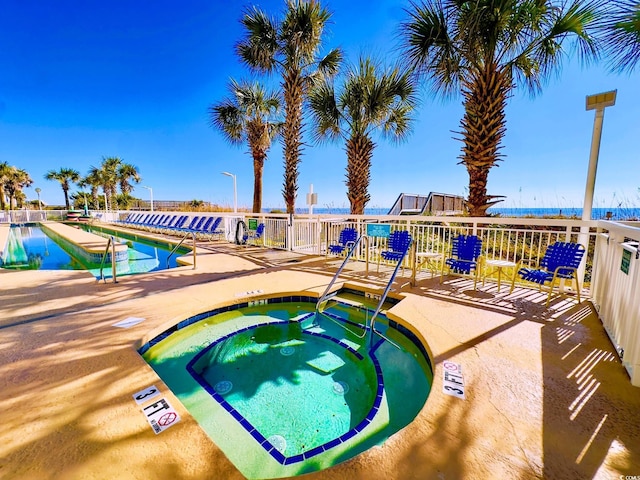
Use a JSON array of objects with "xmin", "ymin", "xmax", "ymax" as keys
[{"xmin": 1, "ymin": 225, "xmax": 639, "ymax": 480}]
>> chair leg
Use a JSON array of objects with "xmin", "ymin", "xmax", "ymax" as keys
[
  {"xmin": 574, "ymin": 275, "xmax": 581, "ymax": 304},
  {"xmin": 545, "ymin": 281, "xmax": 554, "ymax": 307}
]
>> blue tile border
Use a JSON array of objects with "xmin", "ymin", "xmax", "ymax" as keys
[
  {"xmin": 139, "ymin": 296, "xmax": 319, "ymax": 354},
  {"xmin": 139, "ymin": 291, "xmax": 431, "ymax": 466},
  {"xmin": 184, "ymin": 317, "xmax": 385, "ymax": 465}
]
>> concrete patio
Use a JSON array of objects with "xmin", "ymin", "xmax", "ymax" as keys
[{"xmin": 1, "ymin": 231, "xmax": 639, "ymax": 480}]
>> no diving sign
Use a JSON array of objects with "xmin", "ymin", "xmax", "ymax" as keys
[
  {"xmin": 133, "ymin": 386, "xmax": 181, "ymax": 434},
  {"xmin": 442, "ymin": 361, "xmax": 466, "ymax": 399}
]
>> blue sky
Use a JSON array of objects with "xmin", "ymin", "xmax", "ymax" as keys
[{"xmin": 1, "ymin": 0, "xmax": 638, "ymax": 211}]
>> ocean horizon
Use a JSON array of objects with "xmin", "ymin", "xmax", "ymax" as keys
[{"xmin": 262, "ymin": 206, "xmax": 640, "ymax": 220}]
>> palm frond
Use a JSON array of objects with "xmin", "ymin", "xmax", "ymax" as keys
[
  {"xmin": 600, "ymin": 0, "xmax": 640, "ymax": 73},
  {"xmin": 308, "ymin": 79, "xmax": 342, "ymax": 144},
  {"xmin": 399, "ymin": 0, "xmax": 461, "ymax": 96},
  {"xmin": 317, "ymin": 47, "xmax": 342, "ymax": 77},
  {"xmin": 236, "ymin": 6, "xmax": 279, "ymax": 73},
  {"xmin": 280, "ymin": 0, "xmax": 331, "ymax": 64}
]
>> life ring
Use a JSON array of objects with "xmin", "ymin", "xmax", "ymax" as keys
[{"xmin": 235, "ymin": 220, "xmax": 247, "ymax": 245}]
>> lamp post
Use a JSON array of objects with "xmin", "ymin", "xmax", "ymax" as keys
[
  {"xmin": 583, "ymin": 90, "xmax": 617, "ymax": 221},
  {"xmin": 141, "ymin": 185, "xmax": 154, "ymax": 212},
  {"xmin": 221, "ymin": 172, "xmax": 237, "ymax": 213},
  {"xmin": 35, "ymin": 188, "xmax": 42, "ymax": 211},
  {"xmin": 577, "ymin": 90, "xmax": 616, "ymax": 286}
]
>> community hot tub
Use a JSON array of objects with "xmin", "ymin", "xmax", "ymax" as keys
[{"xmin": 139, "ymin": 290, "xmax": 433, "ymax": 479}]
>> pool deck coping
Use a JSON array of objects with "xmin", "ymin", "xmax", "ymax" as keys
[
  {"xmin": 40, "ymin": 221, "xmax": 129, "ymax": 254},
  {"xmin": 1, "ymin": 221, "xmax": 639, "ymax": 480}
]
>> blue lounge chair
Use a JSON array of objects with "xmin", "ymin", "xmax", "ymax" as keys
[
  {"xmin": 517, "ymin": 241, "xmax": 585, "ymax": 306},
  {"xmin": 194, "ymin": 217, "xmax": 213, "ymax": 238},
  {"xmin": 168, "ymin": 216, "xmax": 188, "ymax": 233},
  {"xmin": 212, "ymin": 217, "xmax": 225, "ymax": 239},
  {"xmin": 152, "ymin": 215, "xmax": 175, "ymax": 232},
  {"xmin": 175, "ymin": 216, "xmax": 200, "ymax": 234},
  {"xmin": 328, "ymin": 228, "xmax": 358, "ymax": 256},
  {"xmin": 135, "ymin": 214, "xmax": 150, "ymax": 227},
  {"xmin": 204, "ymin": 217, "xmax": 223, "ymax": 240},
  {"xmin": 243, "ymin": 223, "xmax": 265, "ymax": 246},
  {"xmin": 444, "ymin": 234, "xmax": 482, "ymax": 288},
  {"xmin": 377, "ymin": 230, "xmax": 412, "ymax": 275}
]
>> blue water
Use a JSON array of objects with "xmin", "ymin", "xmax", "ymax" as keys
[
  {"xmin": 486, "ymin": 207, "xmax": 640, "ymax": 220},
  {"xmin": 0, "ymin": 226, "xmax": 78, "ymax": 270},
  {"xmin": 262, "ymin": 206, "xmax": 640, "ymax": 220},
  {"xmin": 0, "ymin": 225, "xmax": 185, "ymax": 276},
  {"xmin": 141, "ymin": 295, "xmax": 432, "ymax": 478},
  {"xmin": 81, "ymin": 226, "xmax": 187, "ymax": 277}
]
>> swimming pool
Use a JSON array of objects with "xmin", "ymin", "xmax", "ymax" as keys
[
  {"xmin": 0, "ymin": 224, "xmax": 188, "ymax": 277},
  {"xmin": 140, "ymin": 290, "xmax": 433, "ymax": 479}
]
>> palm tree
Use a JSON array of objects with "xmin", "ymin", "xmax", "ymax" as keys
[
  {"xmin": 0, "ymin": 161, "xmax": 11, "ymax": 210},
  {"xmin": 309, "ymin": 57, "xmax": 416, "ymax": 214},
  {"xmin": 236, "ymin": 0, "xmax": 342, "ymax": 214},
  {"xmin": 189, "ymin": 199, "xmax": 204, "ymax": 210},
  {"xmin": 115, "ymin": 163, "xmax": 141, "ymax": 210},
  {"xmin": 97, "ymin": 157, "xmax": 123, "ymax": 210},
  {"xmin": 400, "ymin": 0, "xmax": 602, "ymax": 216},
  {"xmin": 118, "ymin": 163, "xmax": 141, "ymax": 196},
  {"xmin": 210, "ymin": 79, "xmax": 283, "ymax": 213},
  {"xmin": 44, "ymin": 167, "xmax": 80, "ymax": 209},
  {"xmin": 601, "ymin": 0, "xmax": 640, "ymax": 72},
  {"xmin": 4, "ymin": 167, "xmax": 33, "ymax": 209},
  {"xmin": 80, "ymin": 168, "xmax": 103, "ymax": 209}
]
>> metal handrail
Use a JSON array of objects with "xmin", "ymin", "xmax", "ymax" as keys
[
  {"xmin": 315, "ymin": 234, "xmax": 368, "ymax": 338},
  {"xmin": 98, "ymin": 235, "xmax": 117, "ymax": 284},
  {"xmin": 316, "ymin": 234, "xmax": 365, "ymax": 312},
  {"xmin": 368, "ymin": 239, "xmax": 412, "ymax": 350},
  {"xmin": 167, "ymin": 232, "xmax": 196, "ymax": 269}
]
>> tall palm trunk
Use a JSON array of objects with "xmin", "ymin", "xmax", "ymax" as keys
[
  {"xmin": 252, "ymin": 156, "xmax": 265, "ymax": 214},
  {"xmin": 282, "ymin": 69, "xmax": 305, "ymax": 214},
  {"xmin": 91, "ymin": 186, "xmax": 99, "ymax": 208},
  {"xmin": 63, "ymin": 187, "xmax": 70, "ymax": 210},
  {"xmin": 346, "ymin": 134, "xmax": 375, "ymax": 215},
  {"xmin": 458, "ymin": 64, "xmax": 510, "ymax": 216}
]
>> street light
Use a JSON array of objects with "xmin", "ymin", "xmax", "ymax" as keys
[
  {"xmin": 583, "ymin": 90, "xmax": 617, "ymax": 221},
  {"xmin": 141, "ymin": 185, "xmax": 154, "ymax": 212},
  {"xmin": 576, "ymin": 90, "xmax": 616, "ymax": 285},
  {"xmin": 221, "ymin": 172, "xmax": 237, "ymax": 213},
  {"xmin": 35, "ymin": 188, "xmax": 42, "ymax": 211}
]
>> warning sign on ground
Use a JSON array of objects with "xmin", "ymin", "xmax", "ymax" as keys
[
  {"xmin": 132, "ymin": 385, "xmax": 161, "ymax": 405},
  {"xmin": 442, "ymin": 361, "xmax": 466, "ymax": 399},
  {"xmin": 142, "ymin": 397, "xmax": 181, "ymax": 434}
]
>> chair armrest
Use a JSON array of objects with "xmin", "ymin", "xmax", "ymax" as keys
[{"xmin": 552, "ymin": 265, "xmax": 579, "ymax": 278}]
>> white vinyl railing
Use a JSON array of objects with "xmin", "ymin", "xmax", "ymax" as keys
[
  {"xmin": 3, "ymin": 209, "xmax": 639, "ymax": 387},
  {"xmin": 591, "ymin": 220, "xmax": 640, "ymax": 386}
]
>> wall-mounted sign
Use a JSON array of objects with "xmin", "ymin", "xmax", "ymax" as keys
[
  {"xmin": 621, "ymin": 249, "xmax": 631, "ymax": 275},
  {"xmin": 366, "ymin": 223, "xmax": 391, "ymax": 238},
  {"xmin": 248, "ymin": 218, "xmax": 258, "ymax": 230}
]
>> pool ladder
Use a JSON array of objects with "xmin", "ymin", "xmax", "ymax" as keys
[
  {"xmin": 316, "ymin": 234, "xmax": 410, "ymax": 350},
  {"xmin": 166, "ymin": 232, "xmax": 197, "ymax": 269},
  {"xmin": 99, "ymin": 235, "xmax": 118, "ymax": 283},
  {"xmin": 367, "ymin": 239, "xmax": 412, "ymax": 350}
]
